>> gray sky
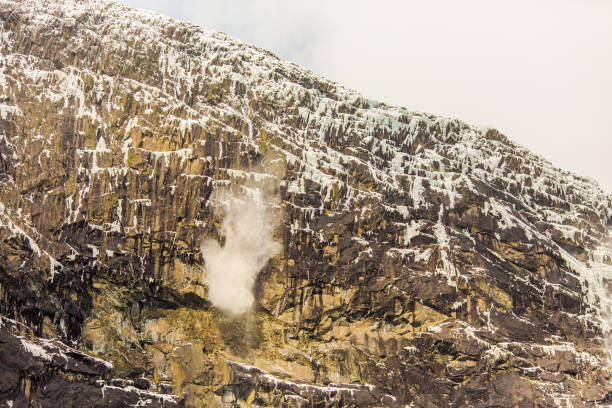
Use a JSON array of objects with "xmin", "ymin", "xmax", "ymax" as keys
[{"xmin": 121, "ymin": 0, "xmax": 612, "ymax": 193}]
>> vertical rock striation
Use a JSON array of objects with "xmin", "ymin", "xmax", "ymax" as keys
[{"xmin": 0, "ymin": 0, "xmax": 611, "ymax": 406}]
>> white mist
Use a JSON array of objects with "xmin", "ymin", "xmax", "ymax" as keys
[{"xmin": 200, "ymin": 185, "xmax": 281, "ymax": 315}]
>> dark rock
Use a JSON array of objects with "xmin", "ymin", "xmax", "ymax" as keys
[{"xmin": 0, "ymin": 0, "xmax": 610, "ymax": 406}]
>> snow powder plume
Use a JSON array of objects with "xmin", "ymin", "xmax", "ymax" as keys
[{"xmin": 200, "ymin": 183, "xmax": 281, "ymax": 315}]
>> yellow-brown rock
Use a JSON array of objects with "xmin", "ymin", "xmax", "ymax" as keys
[{"xmin": 0, "ymin": 0, "xmax": 611, "ymax": 407}]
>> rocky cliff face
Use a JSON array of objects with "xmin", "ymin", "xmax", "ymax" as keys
[
  {"xmin": 1, "ymin": 0, "xmax": 611, "ymax": 406},
  {"xmin": 0, "ymin": 315, "xmax": 183, "ymax": 407}
]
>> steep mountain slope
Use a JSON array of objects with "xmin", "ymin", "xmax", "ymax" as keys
[
  {"xmin": 0, "ymin": 315, "xmax": 183, "ymax": 407},
  {"xmin": 1, "ymin": 0, "xmax": 611, "ymax": 406}
]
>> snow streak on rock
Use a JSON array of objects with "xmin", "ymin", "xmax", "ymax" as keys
[{"xmin": 0, "ymin": 0, "xmax": 611, "ymax": 405}]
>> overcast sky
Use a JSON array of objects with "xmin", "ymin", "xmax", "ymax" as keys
[{"xmin": 121, "ymin": 0, "xmax": 612, "ymax": 193}]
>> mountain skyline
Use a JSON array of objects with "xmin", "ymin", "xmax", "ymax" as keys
[
  {"xmin": 1, "ymin": 0, "xmax": 611, "ymax": 406},
  {"xmin": 121, "ymin": 0, "xmax": 612, "ymax": 194}
]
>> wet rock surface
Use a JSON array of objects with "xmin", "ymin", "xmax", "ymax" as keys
[{"xmin": 0, "ymin": 0, "xmax": 611, "ymax": 406}]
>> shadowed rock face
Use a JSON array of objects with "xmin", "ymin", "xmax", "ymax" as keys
[
  {"xmin": 0, "ymin": 316, "xmax": 183, "ymax": 407},
  {"xmin": 0, "ymin": 0, "xmax": 611, "ymax": 406}
]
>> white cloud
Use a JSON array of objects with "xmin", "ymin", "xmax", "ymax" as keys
[{"xmin": 122, "ymin": 0, "xmax": 612, "ymax": 192}]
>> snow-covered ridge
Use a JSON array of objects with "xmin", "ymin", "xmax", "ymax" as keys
[
  {"xmin": 0, "ymin": 0, "xmax": 610, "ymax": 325},
  {"xmin": 1, "ymin": 0, "xmax": 611, "ymax": 404},
  {"xmin": 0, "ymin": 0, "xmax": 609, "ymax": 290},
  {"xmin": 1, "ymin": 0, "xmax": 608, "ymax": 225}
]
